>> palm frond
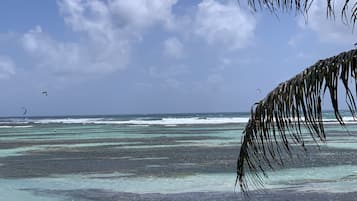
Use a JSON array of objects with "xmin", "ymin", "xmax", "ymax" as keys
[
  {"xmin": 244, "ymin": 0, "xmax": 357, "ymax": 25},
  {"xmin": 236, "ymin": 49, "xmax": 357, "ymax": 192}
]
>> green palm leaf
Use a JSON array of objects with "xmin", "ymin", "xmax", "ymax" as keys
[{"xmin": 236, "ymin": 49, "xmax": 357, "ymax": 192}]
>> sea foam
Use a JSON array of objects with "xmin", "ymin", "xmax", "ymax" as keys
[
  {"xmin": 30, "ymin": 117, "xmax": 249, "ymax": 125},
  {"xmin": 3, "ymin": 114, "xmax": 357, "ymax": 126},
  {"xmin": 0, "ymin": 125, "xmax": 33, "ymax": 128}
]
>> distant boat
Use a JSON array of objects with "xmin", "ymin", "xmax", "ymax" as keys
[{"xmin": 42, "ymin": 91, "xmax": 48, "ymax": 96}]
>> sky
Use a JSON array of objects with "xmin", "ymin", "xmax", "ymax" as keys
[{"xmin": 0, "ymin": 0, "xmax": 356, "ymax": 116}]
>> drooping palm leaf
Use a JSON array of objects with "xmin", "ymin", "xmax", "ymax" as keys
[
  {"xmin": 244, "ymin": 0, "xmax": 357, "ymax": 25},
  {"xmin": 236, "ymin": 49, "xmax": 357, "ymax": 192}
]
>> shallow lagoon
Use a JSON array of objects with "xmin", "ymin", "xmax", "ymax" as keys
[{"xmin": 1, "ymin": 114, "xmax": 357, "ymax": 200}]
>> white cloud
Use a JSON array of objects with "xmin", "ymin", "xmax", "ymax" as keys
[
  {"xmin": 58, "ymin": 0, "xmax": 122, "ymax": 47},
  {"xmin": 298, "ymin": 0, "xmax": 356, "ymax": 44},
  {"xmin": 108, "ymin": 0, "xmax": 177, "ymax": 29},
  {"xmin": 0, "ymin": 56, "xmax": 15, "ymax": 79},
  {"xmin": 59, "ymin": 0, "xmax": 178, "ymax": 35},
  {"xmin": 20, "ymin": 0, "xmax": 257, "ymax": 77},
  {"xmin": 22, "ymin": 25, "xmax": 129, "ymax": 75},
  {"xmin": 194, "ymin": 0, "xmax": 256, "ymax": 49},
  {"xmin": 163, "ymin": 37, "xmax": 184, "ymax": 59},
  {"xmin": 22, "ymin": 0, "xmax": 179, "ymax": 76}
]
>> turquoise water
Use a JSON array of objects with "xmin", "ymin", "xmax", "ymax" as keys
[{"xmin": 1, "ymin": 112, "xmax": 357, "ymax": 200}]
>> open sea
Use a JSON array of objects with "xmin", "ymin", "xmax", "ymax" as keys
[{"xmin": 1, "ymin": 112, "xmax": 357, "ymax": 200}]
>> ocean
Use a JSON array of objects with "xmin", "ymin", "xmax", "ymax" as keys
[{"xmin": 1, "ymin": 112, "xmax": 357, "ymax": 201}]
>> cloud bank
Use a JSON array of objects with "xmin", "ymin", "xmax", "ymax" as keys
[
  {"xmin": 194, "ymin": 0, "xmax": 256, "ymax": 49},
  {"xmin": 22, "ymin": 0, "xmax": 179, "ymax": 76}
]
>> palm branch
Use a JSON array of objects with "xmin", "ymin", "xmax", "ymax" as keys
[
  {"xmin": 244, "ymin": 0, "xmax": 357, "ymax": 25},
  {"xmin": 236, "ymin": 48, "xmax": 357, "ymax": 192}
]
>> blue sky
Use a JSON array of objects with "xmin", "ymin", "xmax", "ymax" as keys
[{"xmin": 0, "ymin": 0, "xmax": 355, "ymax": 116}]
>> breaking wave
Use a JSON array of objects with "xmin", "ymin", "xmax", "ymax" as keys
[
  {"xmin": 29, "ymin": 117, "xmax": 249, "ymax": 125},
  {"xmin": 1, "ymin": 113, "xmax": 357, "ymax": 126}
]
